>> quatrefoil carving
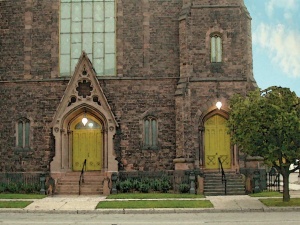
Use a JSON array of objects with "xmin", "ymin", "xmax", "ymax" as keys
[{"xmin": 76, "ymin": 80, "xmax": 93, "ymax": 98}]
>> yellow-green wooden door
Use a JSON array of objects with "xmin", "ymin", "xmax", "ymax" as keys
[
  {"xmin": 73, "ymin": 122, "xmax": 102, "ymax": 171},
  {"xmin": 204, "ymin": 115, "xmax": 231, "ymax": 169}
]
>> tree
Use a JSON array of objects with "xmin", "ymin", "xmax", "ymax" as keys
[{"xmin": 227, "ymin": 86, "xmax": 300, "ymax": 202}]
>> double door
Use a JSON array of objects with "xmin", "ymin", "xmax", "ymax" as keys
[
  {"xmin": 73, "ymin": 129, "xmax": 102, "ymax": 171},
  {"xmin": 204, "ymin": 115, "xmax": 231, "ymax": 169}
]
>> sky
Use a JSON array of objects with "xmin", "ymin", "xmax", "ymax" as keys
[{"xmin": 244, "ymin": 0, "xmax": 300, "ymax": 96}]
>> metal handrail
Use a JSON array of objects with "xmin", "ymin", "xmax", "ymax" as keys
[
  {"xmin": 79, "ymin": 159, "xmax": 87, "ymax": 195},
  {"xmin": 218, "ymin": 157, "xmax": 227, "ymax": 195}
]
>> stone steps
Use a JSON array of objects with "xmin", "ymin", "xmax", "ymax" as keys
[
  {"xmin": 55, "ymin": 171, "xmax": 105, "ymax": 195},
  {"xmin": 204, "ymin": 173, "xmax": 245, "ymax": 196}
]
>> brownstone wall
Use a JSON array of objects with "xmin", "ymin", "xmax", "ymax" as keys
[
  {"xmin": 101, "ymin": 78, "xmax": 178, "ymax": 171},
  {"xmin": 0, "ymin": 81, "xmax": 67, "ymax": 171},
  {"xmin": 0, "ymin": 0, "xmax": 25, "ymax": 80},
  {"xmin": 0, "ymin": 79, "xmax": 177, "ymax": 172},
  {"xmin": 0, "ymin": 0, "xmax": 59, "ymax": 81},
  {"xmin": 0, "ymin": 0, "xmax": 255, "ymax": 172},
  {"xmin": 189, "ymin": 6, "xmax": 249, "ymax": 79},
  {"xmin": 119, "ymin": 0, "xmax": 181, "ymax": 77}
]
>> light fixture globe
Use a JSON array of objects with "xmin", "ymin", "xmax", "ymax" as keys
[
  {"xmin": 82, "ymin": 117, "xmax": 88, "ymax": 126},
  {"xmin": 216, "ymin": 101, "xmax": 222, "ymax": 110}
]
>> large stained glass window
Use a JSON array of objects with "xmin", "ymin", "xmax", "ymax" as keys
[{"xmin": 60, "ymin": 0, "xmax": 115, "ymax": 76}]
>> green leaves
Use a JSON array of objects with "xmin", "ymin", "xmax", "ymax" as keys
[{"xmin": 228, "ymin": 86, "xmax": 300, "ymax": 166}]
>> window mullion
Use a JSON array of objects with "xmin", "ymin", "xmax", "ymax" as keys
[
  {"xmin": 18, "ymin": 122, "xmax": 23, "ymax": 147},
  {"xmin": 25, "ymin": 121, "xmax": 30, "ymax": 147},
  {"xmin": 149, "ymin": 119, "xmax": 153, "ymax": 147}
]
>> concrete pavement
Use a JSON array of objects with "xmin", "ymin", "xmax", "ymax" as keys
[
  {"xmin": 206, "ymin": 195, "xmax": 268, "ymax": 211},
  {"xmin": 25, "ymin": 195, "xmax": 106, "ymax": 211},
  {"xmin": 0, "ymin": 193, "xmax": 299, "ymax": 214},
  {"xmin": 0, "ymin": 173, "xmax": 300, "ymax": 214}
]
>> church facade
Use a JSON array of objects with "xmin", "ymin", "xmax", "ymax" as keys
[{"xmin": 0, "ymin": 0, "xmax": 258, "ymax": 192}]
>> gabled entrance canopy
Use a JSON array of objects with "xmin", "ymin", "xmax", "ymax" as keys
[{"xmin": 51, "ymin": 52, "xmax": 118, "ymax": 174}]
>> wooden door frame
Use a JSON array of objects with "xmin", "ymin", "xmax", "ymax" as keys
[
  {"xmin": 198, "ymin": 109, "xmax": 238, "ymax": 171},
  {"xmin": 70, "ymin": 113, "xmax": 104, "ymax": 171},
  {"xmin": 204, "ymin": 114, "xmax": 231, "ymax": 169}
]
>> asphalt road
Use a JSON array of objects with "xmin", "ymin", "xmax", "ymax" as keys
[{"xmin": 0, "ymin": 212, "xmax": 300, "ymax": 225}]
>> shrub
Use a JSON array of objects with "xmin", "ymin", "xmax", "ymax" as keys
[
  {"xmin": 33, "ymin": 183, "xmax": 42, "ymax": 193},
  {"xmin": 0, "ymin": 181, "xmax": 41, "ymax": 194},
  {"xmin": 0, "ymin": 183, "xmax": 8, "ymax": 193},
  {"xmin": 131, "ymin": 179, "xmax": 141, "ymax": 191},
  {"xmin": 6, "ymin": 182, "xmax": 19, "ymax": 193},
  {"xmin": 161, "ymin": 180, "xmax": 171, "ymax": 193},
  {"xmin": 139, "ymin": 183, "xmax": 150, "ymax": 193},
  {"xmin": 116, "ymin": 174, "xmax": 174, "ymax": 194},
  {"xmin": 119, "ymin": 179, "xmax": 132, "ymax": 193},
  {"xmin": 152, "ymin": 179, "xmax": 162, "ymax": 192},
  {"xmin": 179, "ymin": 183, "xmax": 190, "ymax": 193},
  {"xmin": 22, "ymin": 183, "xmax": 40, "ymax": 194},
  {"xmin": 116, "ymin": 180, "xmax": 121, "ymax": 191}
]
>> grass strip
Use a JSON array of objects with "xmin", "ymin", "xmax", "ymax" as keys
[
  {"xmin": 97, "ymin": 200, "xmax": 212, "ymax": 209},
  {"xmin": 249, "ymin": 191, "xmax": 282, "ymax": 197},
  {"xmin": 107, "ymin": 193, "xmax": 205, "ymax": 199},
  {"xmin": 0, "ymin": 201, "xmax": 33, "ymax": 208},
  {"xmin": 0, "ymin": 194, "xmax": 46, "ymax": 199},
  {"xmin": 259, "ymin": 198, "xmax": 300, "ymax": 207}
]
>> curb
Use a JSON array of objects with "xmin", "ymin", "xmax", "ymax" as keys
[{"xmin": 1, "ymin": 207, "xmax": 300, "ymax": 214}]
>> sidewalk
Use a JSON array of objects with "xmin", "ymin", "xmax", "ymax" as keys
[{"xmin": 0, "ymin": 192, "xmax": 300, "ymax": 214}]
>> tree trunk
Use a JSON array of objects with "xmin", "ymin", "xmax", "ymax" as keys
[{"xmin": 281, "ymin": 167, "xmax": 290, "ymax": 202}]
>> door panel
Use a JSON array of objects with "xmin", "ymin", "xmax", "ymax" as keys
[
  {"xmin": 73, "ymin": 129, "xmax": 102, "ymax": 171},
  {"xmin": 204, "ymin": 115, "xmax": 231, "ymax": 169}
]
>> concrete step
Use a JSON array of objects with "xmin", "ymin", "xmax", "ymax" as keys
[
  {"xmin": 57, "ymin": 180, "xmax": 102, "ymax": 185},
  {"xmin": 56, "ymin": 184, "xmax": 104, "ymax": 195},
  {"xmin": 204, "ymin": 172, "xmax": 245, "ymax": 196},
  {"xmin": 55, "ymin": 171, "xmax": 105, "ymax": 195}
]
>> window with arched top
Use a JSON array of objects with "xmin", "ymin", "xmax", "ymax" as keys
[
  {"xmin": 143, "ymin": 116, "xmax": 158, "ymax": 149},
  {"xmin": 211, "ymin": 34, "xmax": 222, "ymax": 63},
  {"xmin": 16, "ymin": 118, "xmax": 30, "ymax": 148}
]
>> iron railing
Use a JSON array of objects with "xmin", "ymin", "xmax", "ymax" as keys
[
  {"xmin": 78, "ymin": 159, "xmax": 87, "ymax": 195},
  {"xmin": 266, "ymin": 167, "xmax": 280, "ymax": 192},
  {"xmin": 218, "ymin": 157, "xmax": 227, "ymax": 195}
]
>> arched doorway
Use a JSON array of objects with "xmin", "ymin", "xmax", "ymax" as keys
[
  {"xmin": 70, "ymin": 114, "xmax": 103, "ymax": 171},
  {"xmin": 204, "ymin": 114, "xmax": 231, "ymax": 169}
]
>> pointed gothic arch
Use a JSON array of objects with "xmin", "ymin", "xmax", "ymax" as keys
[
  {"xmin": 198, "ymin": 107, "xmax": 238, "ymax": 171},
  {"xmin": 51, "ymin": 52, "xmax": 118, "ymax": 175}
]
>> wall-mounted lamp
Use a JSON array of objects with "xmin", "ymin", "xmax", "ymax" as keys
[
  {"xmin": 216, "ymin": 101, "xmax": 222, "ymax": 110},
  {"xmin": 82, "ymin": 110, "xmax": 88, "ymax": 126}
]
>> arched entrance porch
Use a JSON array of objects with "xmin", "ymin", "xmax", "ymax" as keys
[
  {"xmin": 50, "ymin": 53, "xmax": 118, "ymax": 176},
  {"xmin": 51, "ymin": 105, "xmax": 117, "ymax": 174},
  {"xmin": 49, "ymin": 53, "xmax": 118, "ymax": 194}
]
